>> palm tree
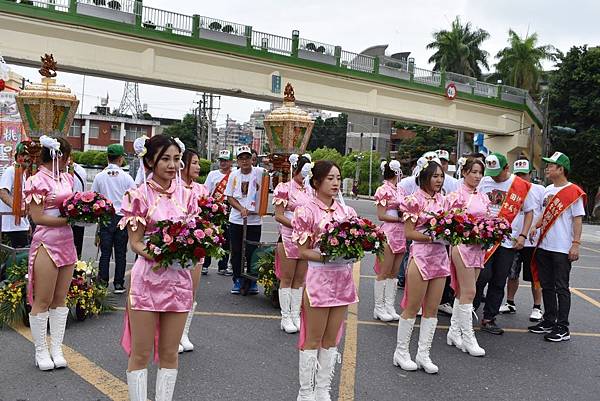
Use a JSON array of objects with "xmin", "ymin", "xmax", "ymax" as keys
[
  {"xmin": 494, "ymin": 29, "xmax": 555, "ymax": 93},
  {"xmin": 426, "ymin": 16, "xmax": 490, "ymax": 79}
]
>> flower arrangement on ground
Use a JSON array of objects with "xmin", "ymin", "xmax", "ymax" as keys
[
  {"xmin": 198, "ymin": 196, "xmax": 229, "ymax": 228},
  {"xmin": 60, "ymin": 191, "xmax": 115, "ymax": 226},
  {"xmin": 472, "ymin": 216, "xmax": 512, "ymax": 249},
  {"xmin": 256, "ymin": 249, "xmax": 278, "ymax": 298},
  {"xmin": 145, "ymin": 217, "xmax": 226, "ymax": 271},
  {"xmin": 319, "ymin": 217, "xmax": 386, "ymax": 262},
  {"xmin": 0, "ymin": 260, "xmax": 28, "ymax": 327}
]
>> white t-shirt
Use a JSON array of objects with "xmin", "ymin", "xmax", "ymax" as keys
[
  {"xmin": 92, "ymin": 164, "xmax": 136, "ymax": 215},
  {"xmin": 399, "ymin": 176, "xmax": 418, "ymax": 195},
  {"xmin": 224, "ymin": 167, "xmax": 264, "ymax": 226},
  {"xmin": 443, "ymin": 174, "xmax": 459, "ymax": 195},
  {"xmin": 478, "ymin": 174, "xmax": 535, "ymax": 249},
  {"xmin": 539, "ymin": 183, "xmax": 586, "ymax": 254},
  {"xmin": 205, "ymin": 168, "xmax": 237, "ymax": 196},
  {"xmin": 0, "ymin": 165, "xmax": 30, "ymax": 232},
  {"xmin": 525, "ymin": 183, "xmax": 545, "ymax": 248}
]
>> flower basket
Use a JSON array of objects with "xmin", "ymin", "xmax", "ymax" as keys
[
  {"xmin": 319, "ymin": 217, "xmax": 386, "ymax": 262},
  {"xmin": 60, "ymin": 191, "xmax": 115, "ymax": 226},
  {"xmin": 66, "ymin": 261, "xmax": 115, "ymax": 321},
  {"xmin": 0, "ymin": 260, "xmax": 28, "ymax": 328}
]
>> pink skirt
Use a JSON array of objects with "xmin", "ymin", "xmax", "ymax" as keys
[
  {"xmin": 449, "ymin": 244, "xmax": 485, "ymax": 293},
  {"xmin": 400, "ymin": 242, "xmax": 449, "ymax": 309},
  {"xmin": 304, "ymin": 261, "xmax": 358, "ymax": 308},
  {"xmin": 381, "ymin": 222, "xmax": 406, "ymax": 254},
  {"xmin": 27, "ymin": 224, "xmax": 77, "ymax": 305},
  {"xmin": 280, "ymin": 226, "xmax": 300, "ymax": 259}
]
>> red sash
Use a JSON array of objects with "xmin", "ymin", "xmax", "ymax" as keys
[
  {"xmin": 212, "ymin": 172, "xmax": 230, "ymax": 203},
  {"xmin": 484, "ymin": 176, "xmax": 532, "ymax": 263},
  {"xmin": 531, "ymin": 184, "xmax": 587, "ymax": 288}
]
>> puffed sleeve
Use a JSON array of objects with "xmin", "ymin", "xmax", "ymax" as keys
[
  {"xmin": 292, "ymin": 205, "xmax": 313, "ymax": 246},
  {"xmin": 398, "ymin": 194, "xmax": 421, "ymax": 223},
  {"xmin": 445, "ymin": 191, "xmax": 462, "ymax": 210},
  {"xmin": 373, "ymin": 185, "xmax": 391, "ymax": 207},
  {"xmin": 118, "ymin": 188, "xmax": 148, "ymax": 231},
  {"xmin": 23, "ymin": 174, "xmax": 50, "ymax": 205},
  {"xmin": 272, "ymin": 182, "xmax": 289, "ymax": 207}
]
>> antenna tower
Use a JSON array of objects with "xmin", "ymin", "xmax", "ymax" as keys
[{"xmin": 118, "ymin": 81, "xmax": 143, "ymax": 117}]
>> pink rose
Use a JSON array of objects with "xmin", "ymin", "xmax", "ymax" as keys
[
  {"xmin": 194, "ymin": 229, "xmax": 205, "ymax": 239},
  {"xmin": 350, "ymin": 228, "xmax": 358, "ymax": 236},
  {"xmin": 204, "ymin": 228, "xmax": 214, "ymax": 236},
  {"xmin": 80, "ymin": 192, "xmax": 95, "ymax": 203},
  {"xmin": 67, "ymin": 204, "xmax": 74, "ymax": 211},
  {"xmin": 153, "ymin": 247, "xmax": 162, "ymax": 255},
  {"xmin": 74, "ymin": 192, "xmax": 81, "ymax": 201},
  {"xmin": 330, "ymin": 237, "xmax": 339, "ymax": 246},
  {"xmin": 97, "ymin": 199, "xmax": 106, "ymax": 208},
  {"xmin": 212, "ymin": 204, "xmax": 218, "ymax": 212},
  {"xmin": 345, "ymin": 240, "xmax": 350, "ymax": 246},
  {"xmin": 164, "ymin": 234, "xmax": 173, "ymax": 245},
  {"xmin": 187, "ymin": 238, "xmax": 194, "ymax": 245},
  {"xmin": 429, "ymin": 218, "xmax": 437, "ymax": 226}
]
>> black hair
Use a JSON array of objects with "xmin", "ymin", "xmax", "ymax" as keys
[
  {"xmin": 469, "ymin": 152, "xmax": 486, "ymax": 162},
  {"xmin": 41, "ymin": 137, "xmax": 71, "ymax": 163},
  {"xmin": 417, "ymin": 161, "xmax": 444, "ymax": 192},
  {"xmin": 108, "ymin": 153, "xmax": 122, "ymax": 163},
  {"xmin": 463, "ymin": 157, "xmax": 485, "ymax": 175},
  {"xmin": 293, "ymin": 155, "xmax": 311, "ymax": 176},
  {"xmin": 382, "ymin": 161, "xmax": 397, "ymax": 180},
  {"xmin": 310, "ymin": 160, "xmax": 341, "ymax": 190},
  {"xmin": 182, "ymin": 149, "xmax": 199, "ymax": 178},
  {"xmin": 142, "ymin": 135, "xmax": 181, "ymax": 170}
]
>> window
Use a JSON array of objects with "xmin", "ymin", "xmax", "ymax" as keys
[
  {"xmin": 89, "ymin": 122, "xmax": 100, "ymax": 139},
  {"xmin": 110, "ymin": 124, "xmax": 121, "ymax": 140},
  {"xmin": 125, "ymin": 125, "xmax": 144, "ymax": 141},
  {"xmin": 373, "ymin": 117, "xmax": 378, "ymax": 127},
  {"xmin": 69, "ymin": 122, "xmax": 81, "ymax": 137}
]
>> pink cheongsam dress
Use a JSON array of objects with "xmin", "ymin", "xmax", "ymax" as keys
[
  {"xmin": 24, "ymin": 166, "xmax": 77, "ymax": 305},
  {"xmin": 292, "ymin": 197, "xmax": 359, "ymax": 348},
  {"xmin": 118, "ymin": 179, "xmax": 199, "ymax": 359},
  {"xmin": 272, "ymin": 180, "xmax": 312, "ymax": 277},
  {"xmin": 446, "ymin": 183, "xmax": 491, "ymax": 292},
  {"xmin": 373, "ymin": 180, "xmax": 406, "ymax": 273}
]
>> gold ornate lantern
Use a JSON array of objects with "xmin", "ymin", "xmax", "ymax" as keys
[
  {"xmin": 263, "ymin": 83, "xmax": 314, "ymax": 183},
  {"xmin": 16, "ymin": 54, "xmax": 79, "ymax": 139}
]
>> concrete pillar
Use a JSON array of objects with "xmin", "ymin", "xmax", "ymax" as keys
[
  {"xmin": 291, "ymin": 30, "xmax": 299, "ymax": 58},
  {"xmin": 120, "ymin": 122, "xmax": 126, "ymax": 146}
]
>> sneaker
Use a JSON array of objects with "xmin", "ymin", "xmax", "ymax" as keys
[
  {"xmin": 201, "ymin": 266, "xmax": 209, "ymax": 275},
  {"xmin": 248, "ymin": 281, "xmax": 259, "ymax": 295},
  {"xmin": 544, "ymin": 325, "xmax": 570, "ymax": 342},
  {"xmin": 217, "ymin": 269, "xmax": 227, "ymax": 276},
  {"xmin": 499, "ymin": 302, "xmax": 517, "ymax": 314},
  {"xmin": 529, "ymin": 307, "xmax": 543, "ymax": 322},
  {"xmin": 528, "ymin": 320, "xmax": 555, "ymax": 334},
  {"xmin": 113, "ymin": 284, "xmax": 126, "ymax": 294},
  {"xmin": 480, "ymin": 319, "xmax": 504, "ymax": 335},
  {"xmin": 230, "ymin": 279, "xmax": 241, "ymax": 294},
  {"xmin": 438, "ymin": 303, "xmax": 453, "ymax": 316},
  {"xmin": 397, "ymin": 278, "xmax": 405, "ymax": 289},
  {"xmin": 224, "ymin": 267, "xmax": 234, "ymax": 276}
]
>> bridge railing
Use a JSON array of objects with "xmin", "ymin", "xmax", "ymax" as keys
[{"xmin": 2, "ymin": 0, "xmax": 542, "ymax": 122}]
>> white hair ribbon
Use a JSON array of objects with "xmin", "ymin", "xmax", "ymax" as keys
[
  {"xmin": 380, "ymin": 160, "xmax": 388, "ymax": 174},
  {"xmin": 302, "ymin": 153, "xmax": 312, "ymax": 162},
  {"xmin": 301, "ymin": 161, "xmax": 313, "ymax": 192},
  {"xmin": 40, "ymin": 135, "xmax": 62, "ymax": 180},
  {"xmin": 172, "ymin": 137, "xmax": 186, "ymax": 203},
  {"xmin": 456, "ymin": 157, "xmax": 467, "ymax": 178},
  {"xmin": 389, "ymin": 160, "xmax": 402, "ymax": 177},
  {"xmin": 133, "ymin": 135, "xmax": 149, "ymax": 198}
]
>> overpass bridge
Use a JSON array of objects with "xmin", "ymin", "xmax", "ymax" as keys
[{"xmin": 0, "ymin": 0, "xmax": 544, "ymax": 165}]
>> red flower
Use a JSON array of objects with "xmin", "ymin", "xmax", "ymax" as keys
[
  {"xmin": 194, "ymin": 247, "xmax": 206, "ymax": 259},
  {"xmin": 168, "ymin": 243, "xmax": 178, "ymax": 252}
]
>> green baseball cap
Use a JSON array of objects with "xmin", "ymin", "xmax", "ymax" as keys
[
  {"xmin": 513, "ymin": 159, "xmax": 532, "ymax": 174},
  {"xmin": 484, "ymin": 152, "xmax": 508, "ymax": 177},
  {"xmin": 542, "ymin": 151, "xmax": 570, "ymax": 172},
  {"xmin": 107, "ymin": 144, "xmax": 126, "ymax": 157}
]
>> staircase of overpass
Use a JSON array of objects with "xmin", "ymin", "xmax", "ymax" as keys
[{"xmin": 0, "ymin": 0, "xmax": 544, "ymax": 165}]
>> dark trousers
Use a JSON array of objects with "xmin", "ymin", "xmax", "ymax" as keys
[
  {"xmin": 6, "ymin": 230, "xmax": 29, "ymax": 248},
  {"xmin": 203, "ymin": 223, "xmax": 231, "ymax": 270},
  {"xmin": 229, "ymin": 223, "xmax": 261, "ymax": 281},
  {"xmin": 72, "ymin": 225, "xmax": 85, "ymax": 259},
  {"xmin": 536, "ymin": 248, "xmax": 572, "ymax": 327},
  {"xmin": 98, "ymin": 214, "xmax": 128, "ymax": 286},
  {"xmin": 397, "ymin": 240, "xmax": 411, "ymax": 282},
  {"xmin": 474, "ymin": 246, "xmax": 515, "ymax": 321}
]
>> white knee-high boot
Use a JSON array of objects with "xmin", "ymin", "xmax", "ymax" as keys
[
  {"xmin": 290, "ymin": 287, "xmax": 303, "ymax": 330},
  {"xmin": 416, "ymin": 317, "xmax": 439, "ymax": 374},
  {"xmin": 29, "ymin": 311, "xmax": 54, "ymax": 371},
  {"xmin": 373, "ymin": 279, "xmax": 393, "ymax": 321},
  {"xmin": 179, "ymin": 301, "xmax": 197, "ymax": 352},
  {"xmin": 126, "ymin": 369, "xmax": 147, "ymax": 401},
  {"xmin": 49, "ymin": 307, "xmax": 69, "ymax": 368},
  {"xmin": 279, "ymin": 288, "xmax": 298, "ymax": 333},
  {"xmin": 297, "ymin": 349, "xmax": 318, "ymax": 401},
  {"xmin": 458, "ymin": 303, "xmax": 485, "ymax": 356},
  {"xmin": 392, "ymin": 316, "xmax": 417, "ymax": 371},
  {"xmin": 384, "ymin": 278, "xmax": 400, "ymax": 320},
  {"xmin": 314, "ymin": 347, "xmax": 341, "ymax": 401},
  {"xmin": 446, "ymin": 298, "xmax": 463, "ymax": 349},
  {"xmin": 155, "ymin": 368, "xmax": 178, "ymax": 401}
]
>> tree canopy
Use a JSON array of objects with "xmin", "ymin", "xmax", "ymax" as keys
[
  {"xmin": 162, "ymin": 113, "xmax": 198, "ymax": 151},
  {"xmin": 307, "ymin": 113, "xmax": 348, "ymax": 154}
]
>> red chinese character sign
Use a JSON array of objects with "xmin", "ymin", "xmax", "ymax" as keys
[
  {"xmin": 446, "ymin": 83, "xmax": 457, "ymax": 100},
  {"xmin": 0, "ymin": 55, "xmax": 25, "ymax": 177}
]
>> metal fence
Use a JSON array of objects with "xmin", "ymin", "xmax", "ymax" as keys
[
  {"xmin": 141, "ymin": 6, "xmax": 193, "ymax": 36},
  {"xmin": 251, "ymin": 31, "xmax": 293, "ymax": 56},
  {"xmin": 299, "ymin": 38, "xmax": 336, "ymax": 56},
  {"xmin": 27, "ymin": 0, "xmax": 70, "ymax": 12},
  {"xmin": 340, "ymin": 50, "xmax": 374, "ymax": 73},
  {"xmin": 413, "ymin": 66, "xmax": 441, "ymax": 87},
  {"xmin": 77, "ymin": 0, "xmax": 139, "ymax": 14},
  {"xmin": 199, "ymin": 15, "xmax": 247, "ymax": 37}
]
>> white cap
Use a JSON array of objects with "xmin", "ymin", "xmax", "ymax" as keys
[
  {"xmin": 235, "ymin": 145, "xmax": 252, "ymax": 157},
  {"xmin": 435, "ymin": 149, "xmax": 450, "ymax": 161},
  {"xmin": 218, "ymin": 149, "xmax": 232, "ymax": 160}
]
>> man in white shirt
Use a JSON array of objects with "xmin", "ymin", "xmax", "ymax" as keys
[
  {"xmin": 92, "ymin": 144, "xmax": 135, "ymax": 294},
  {"xmin": 225, "ymin": 145, "xmax": 265, "ymax": 295},
  {"xmin": 0, "ymin": 143, "xmax": 31, "ymax": 249},
  {"xmin": 435, "ymin": 149, "xmax": 459, "ymax": 195},
  {"xmin": 203, "ymin": 150, "xmax": 234, "ymax": 275},
  {"xmin": 528, "ymin": 152, "xmax": 586, "ymax": 342},
  {"xmin": 71, "ymin": 162, "xmax": 87, "ymax": 259},
  {"xmin": 474, "ymin": 153, "xmax": 535, "ymax": 335},
  {"xmin": 501, "ymin": 159, "xmax": 545, "ymax": 321}
]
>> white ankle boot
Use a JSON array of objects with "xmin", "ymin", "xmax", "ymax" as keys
[
  {"xmin": 297, "ymin": 349, "xmax": 318, "ymax": 401},
  {"xmin": 156, "ymin": 368, "xmax": 178, "ymax": 401},
  {"xmin": 458, "ymin": 303, "xmax": 485, "ymax": 357},
  {"xmin": 279, "ymin": 288, "xmax": 298, "ymax": 333},
  {"xmin": 392, "ymin": 317, "xmax": 417, "ymax": 371},
  {"xmin": 290, "ymin": 287, "xmax": 303, "ymax": 330},
  {"xmin": 126, "ymin": 369, "xmax": 147, "ymax": 401},
  {"xmin": 446, "ymin": 298, "xmax": 463, "ymax": 349},
  {"xmin": 373, "ymin": 280, "xmax": 393, "ymax": 322},
  {"xmin": 315, "ymin": 347, "xmax": 341, "ymax": 401},
  {"xmin": 29, "ymin": 311, "xmax": 54, "ymax": 371},
  {"xmin": 384, "ymin": 279, "xmax": 400, "ymax": 320},
  {"xmin": 49, "ymin": 307, "xmax": 69, "ymax": 368},
  {"xmin": 416, "ymin": 317, "xmax": 439, "ymax": 374},
  {"xmin": 179, "ymin": 301, "xmax": 196, "ymax": 352}
]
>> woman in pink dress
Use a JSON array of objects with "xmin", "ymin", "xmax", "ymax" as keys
[
  {"xmin": 292, "ymin": 160, "xmax": 359, "ymax": 401},
  {"xmin": 273, "ymin": 154, "xmax": 312, "ymax": 334},
  {"xmin": 372, "ymin": 160, "xmax": 406, "ymax": 322},
  {"xmin": 178, "ymin": 149, "xmax": 209, "ymax": 353},
  {"xmin": 446, "ymin": 157, "xmax": 488, "ymax": 357},
  {"xmin": 119, "ymin": 135, "xmax": 199, "ymax": 401},
  {"xmin": 24, "ymin": 136, "xmax": 76, "ymax": 371},
  {"xmin": 392, "ymin": 158, "xmax": 449, "ymax": 374}
]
